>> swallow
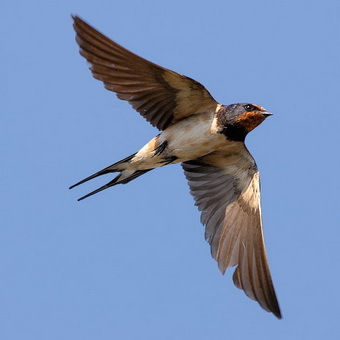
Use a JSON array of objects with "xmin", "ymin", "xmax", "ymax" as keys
[{"xmin": 70, "ymin": 16, "xmax": 282, "ymax": 319}]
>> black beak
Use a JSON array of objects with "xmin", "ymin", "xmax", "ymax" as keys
[{"xmin": 261, "ymin": 111, "xmax": 273, "ymax": 117}]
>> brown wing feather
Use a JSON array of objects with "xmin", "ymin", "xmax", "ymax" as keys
[
  {"xmin": 73, "ymin": 16, "xmax": 218, "ymax": 130},
  {"xmin": 182, "ymin": 143, "xmax": 282, "ymax": 318}
]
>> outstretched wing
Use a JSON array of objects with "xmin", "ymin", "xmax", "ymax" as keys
[
  {"xmin": 73, "ymin": 16, "xmax": 218, "ymax": 130},
  {"xmin": 182, "ymin": 143, "xmax": 281, "ymax": 318}
]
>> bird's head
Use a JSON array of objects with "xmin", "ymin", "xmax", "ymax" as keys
[{"xmin": 218, "ymin": 103, "xmax": 272, "ymax": 141}]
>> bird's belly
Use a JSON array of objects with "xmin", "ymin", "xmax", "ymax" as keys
[
  {"xmin": 131, "ymin": 112, "xmax": 229, "ymax": 169},
  {"xmin": 163, "ymin": 126, "xmax": 226, "ymax": 161}
]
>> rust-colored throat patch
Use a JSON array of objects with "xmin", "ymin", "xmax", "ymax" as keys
[{"xmin": 235, "ymin": 111, "xmax": 266, "ymax": 132}]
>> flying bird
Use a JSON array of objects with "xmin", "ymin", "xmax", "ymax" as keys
[{"xmin": 70, "ymin": 16, "xmax": 282, "ymax": 319}]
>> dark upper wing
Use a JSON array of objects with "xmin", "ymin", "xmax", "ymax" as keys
[
  {"xmin": 73, "ymin": 16, "xmax": 218, "ymax": 130},
  {"xmin": 182, "ymin": 143, "xmax": 281, "ymax": 319}
]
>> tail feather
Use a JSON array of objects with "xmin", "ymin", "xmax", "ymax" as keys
[
  {"xmin": 69, "ymin": 153, "xmax": 152, "ymax": 200},
  {"xmin": 76, "ymin": 169, "xmax": 152, "ymax": 201},
  {"xmin": 77, "ymin": 173, "xmax": 122, "ymax": 201},
  {"xmin": 69, "ymin": 153, "xmax": 136, "ymax": 190}
]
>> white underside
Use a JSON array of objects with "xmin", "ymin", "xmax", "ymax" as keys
[{"xmin": 126, "ymin": 109, "xmax": 230, "ymax": 170}]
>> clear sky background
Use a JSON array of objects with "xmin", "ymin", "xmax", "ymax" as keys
[{"xmin": 2, "ymin": 0, "xmax": 340, "ymax": 339}]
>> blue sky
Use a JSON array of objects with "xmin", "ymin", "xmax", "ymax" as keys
[{"xmin": 2, "ymin": 0, "xmax": 340, "ymax": 339}]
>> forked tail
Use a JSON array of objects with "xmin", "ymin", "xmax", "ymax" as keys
[{"xmin": 69, "ymin": 153, "xmax": 151, "ymax": 201}]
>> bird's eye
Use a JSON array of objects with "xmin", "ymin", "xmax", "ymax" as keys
[{"xmin": 244, "ymin": 104, "xmax": 255, "ymax": 111}]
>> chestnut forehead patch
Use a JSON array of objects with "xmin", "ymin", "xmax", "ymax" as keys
[
  {"xmin": 235, "ymin": 111, "xmax": 266, "ymax": 132},
  {"xmin": 253, "ymin": 105, "xmax": 265, "ymax": 111}
]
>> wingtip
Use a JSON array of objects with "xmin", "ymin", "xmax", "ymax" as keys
[
  {"xmin": 71, "ymin": 14, "xmax": 78, "ymax": 23},
  {"xmin": 71, "ymin": 14, "xmax": 80, "ymax": 21},
  {"xmin": 274, "ymin": 309, "xmax": 283, "ymax": 320},
  {"xmin": 72, "ymin": 15, "xmax": 86, "ymax": 30}
]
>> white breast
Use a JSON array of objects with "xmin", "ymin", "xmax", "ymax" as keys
[
  {"xmin": 131, "ymin": 107, "xmax": 230, "ymax": 170},
  {"xmin": 158, "ymin": 110, "xmax": 227, "ymax": 160}
]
